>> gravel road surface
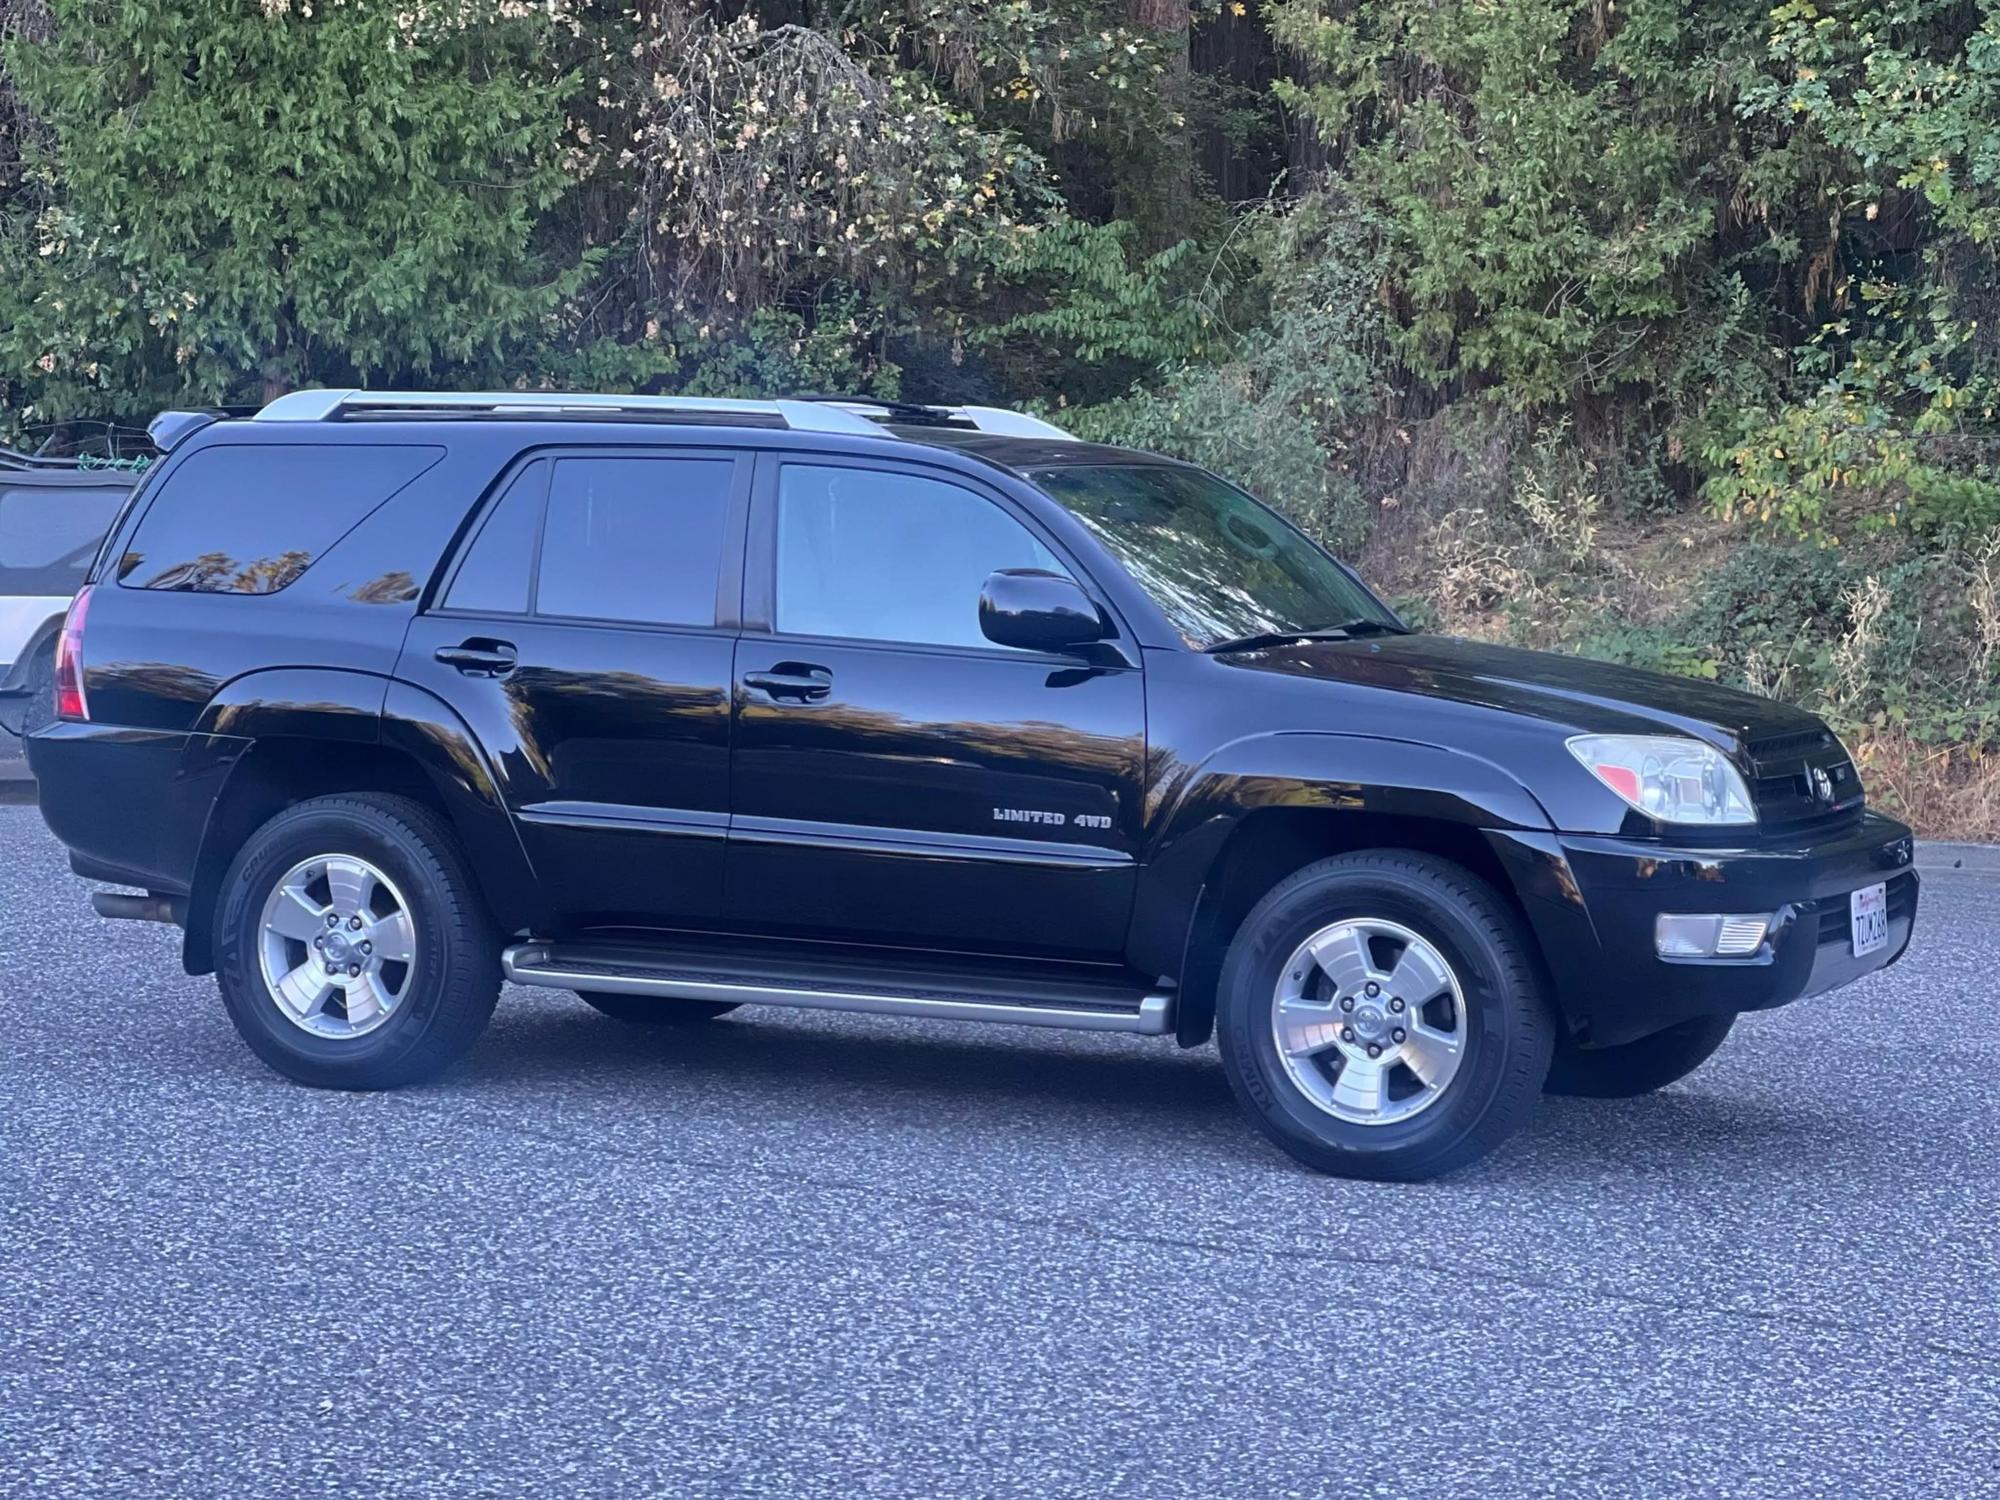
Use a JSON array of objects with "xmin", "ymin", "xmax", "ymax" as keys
[{"xmin": 2, "ymin": 805, "xmax": 1995, "ymax": 1498}]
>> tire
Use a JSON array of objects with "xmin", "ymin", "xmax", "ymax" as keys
[
  {"xmin": 214, "ymin": 793, "xmax": 500, "ymax": 1089},
  {"xmin": 1216, "ymin": 850, "xmax": 1556, "ymax": 1182},
  {"xmin": 1544, "ymin": 1015, "xmax": 1735, "ymax": 1098},
  {"xmin": 576, "ymin": 992, "xmax": 740, "ymax": 1025}
]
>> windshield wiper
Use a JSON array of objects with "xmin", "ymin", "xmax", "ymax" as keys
[{"xmin": 1201, "ymin": 619, "xmax": 1409, "ymax": 654}]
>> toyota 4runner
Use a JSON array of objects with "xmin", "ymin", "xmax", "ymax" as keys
[{"xmin": 27, "ymin": 390, "xmax": 1919, "ymax": 1180}]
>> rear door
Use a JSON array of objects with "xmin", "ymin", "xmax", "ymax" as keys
[
  {"xmin": 398, "ymin": 447, "xmax": 750, "ymax": 928},
  {"xmin": 727, "ymin": 454, "xmax": 1147, "ymax": 959}
]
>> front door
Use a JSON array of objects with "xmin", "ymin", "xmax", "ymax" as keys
[
  {"xmin": 398, "ymin": 448, "xmax": 749, "ymax": 928},
  {"xmin": 727, "ymin": 455, "xmax": 1147, "ymax": 960}
]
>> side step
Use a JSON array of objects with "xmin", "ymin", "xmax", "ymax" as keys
[{"xmin": 502, "ymin": 940, "xmax": 1174, "ymax": 1036}]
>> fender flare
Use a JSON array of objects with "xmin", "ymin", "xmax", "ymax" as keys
[
  {"xmin": 1151, "ymin": 730, "xmax": 1553, "ymax": 846},
  {"xmin": 191, "ymin": 665, "xmax": 391, "ymax": 743}
]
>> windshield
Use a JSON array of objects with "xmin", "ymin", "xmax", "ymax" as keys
[{"xmin": 1031, "ymin": 464, "xmax": 1400, "ymax": 648}]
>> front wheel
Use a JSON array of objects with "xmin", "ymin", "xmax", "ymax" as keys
[
  {"xmin": 1544, "ymin": 1015, "xmax": 1735, "ymax": 1098},
  {"xmin": 1217, "ymin": 851, "xmax": 1556, "ymax": 1182},
  {"xmin": 214, "ymin": 794, "xmax": 501, "ymax": 1089}
]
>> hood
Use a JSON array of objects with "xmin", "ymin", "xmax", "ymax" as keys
[{"xmin": 1226, "ymin": 634, "xmax": 1821, "ymax": 750}]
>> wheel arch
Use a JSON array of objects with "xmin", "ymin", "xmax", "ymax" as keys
[
  {"xmin": 1139, "ymin": 734, "xmax": 1559, "ymax": 1048},
  {"xmin": 1168, "ymin": 808, "xmax": 1549, "ymax": 1046},
  {"xmin": 178, "ymin": 675, "xmax": 542, "ymax": 973}
]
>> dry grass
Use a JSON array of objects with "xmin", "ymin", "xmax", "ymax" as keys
[
  {"xmin": 1970, "ymin": 527, "xmax": 2000, "ymax": 684},
  {"xmin": 1849, "ymin": 731, "xmax": 2000, "ymax": 843},
  {"xmin": 1357, "ymin": 438, "xmax": 1706, "ymax": 643}
]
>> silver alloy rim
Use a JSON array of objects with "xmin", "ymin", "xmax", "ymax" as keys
[
  {"xmin": 1270, "ymin": 917, "xmax": 1467, "ymax": 1126},
  {"xmin": 257, "ymin": 854, "xmax": 417, "ymax": 1040}
]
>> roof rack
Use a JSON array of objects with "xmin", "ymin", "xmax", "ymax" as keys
[
  {"xmin": 254, "ymin": 389, "xmax": 884, "ymax": 436},
  {"xmin": 250, "ymin": 389, "xmax": 1076, "ymax": 441}
]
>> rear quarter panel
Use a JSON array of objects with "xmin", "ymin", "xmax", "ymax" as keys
[{"xmin": 32, "ymin": 429, "xmax": 516, "ymax": 890}]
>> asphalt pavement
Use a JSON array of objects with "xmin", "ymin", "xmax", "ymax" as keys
[{"xmin": 2, "ymin": 803, "xmax": 1996, "ymax": 1498}]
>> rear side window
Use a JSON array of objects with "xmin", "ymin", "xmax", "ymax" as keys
[
  {"xmin": 0, "ymin": 484, "xmax": 129, "ymax": 598},
  {"xmin": 119, "ymin": 443, "xmax": 442, "ymax": 594},
  {"xmin": 534, "ymin": 456, "xmax": 734, "ymax": 627}
]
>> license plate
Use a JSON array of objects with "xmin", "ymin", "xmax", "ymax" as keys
[{"xmin": 1850, "ymin": 882, "xmax": 1889, "ymax": 957}]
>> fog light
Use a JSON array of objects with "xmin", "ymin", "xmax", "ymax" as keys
[{"xmin": 1656, "ymin": 913, "xmax": 1771, "ymax": 959}]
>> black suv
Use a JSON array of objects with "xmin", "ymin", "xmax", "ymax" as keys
[{"xmin": 28, "ymin": 390, "xmax": 1919, "ymax": 1180}]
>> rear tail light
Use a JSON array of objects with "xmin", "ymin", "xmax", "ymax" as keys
[{"xmin": 53, "ymin": 584, "xmax": 92, "ymax": 722}]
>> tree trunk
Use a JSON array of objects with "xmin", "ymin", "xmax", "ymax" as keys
[{"xmin": 1122, "ymin": 0, "xmax": 1192, "ymax": 247}]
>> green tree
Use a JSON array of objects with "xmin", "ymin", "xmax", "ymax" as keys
[
  {"xmin": 0, "ymin": 0, "xmax": 581, "ymax": 422},
  {"xmin": 1268, "ymin": 0, "xmax": 1733, "ymax": 407}
]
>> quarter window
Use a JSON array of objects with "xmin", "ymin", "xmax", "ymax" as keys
[
  {"xmin": 535, "ymin": 456, "xmax": 733, "ymax": 627},
  {"xmin": 444, "ymin": 461, "xmax": 546, "ymax": 616},
  {"xmin": 121, "ymin": 444, "xmax": 442, "ymax": 593},
  {"xmin": 774, "ymin": 464, "xmax": 1066, "ymax": 650}
]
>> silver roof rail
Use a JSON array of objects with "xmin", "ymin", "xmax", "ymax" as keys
[
  {"xmin": 799, "ymin": 398, "xmax": 1076, "ymax": 442},
  {"xmin": 253, "ymin": 388, "xmax": 883, "ymax": 436},
  {"xmin": 252, "ymin": 389, "xmax": 1076, "ymax": 441},
  {"xmin": 944, "ymin": 405, "xmax": 1076, "ymax": 441}
]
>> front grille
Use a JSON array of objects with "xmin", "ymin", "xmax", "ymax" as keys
[
  {"xmin": 1744, "ymin": 727, "xmax": 1864, "ymax": 830},
  {"xmin": 1746, "ymin": 728, "xmax": 1836, "ymax": 762},
  {"xmin": 1816, "ymin": 871, "xmax": 1918, "ymax": 945}
]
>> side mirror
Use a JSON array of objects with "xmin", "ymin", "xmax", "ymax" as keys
[{"xmin": 979, "ymin": 569, "xmax": 1108, "ymax": 654}]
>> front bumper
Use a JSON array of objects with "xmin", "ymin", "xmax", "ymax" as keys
[{"xmin": 1490, "ymin": 811, "xmax": 1918, "ymax": 1048}]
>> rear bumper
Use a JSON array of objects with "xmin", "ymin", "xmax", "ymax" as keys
[
  {"xmin": 1492, "ymin": 812, "xmax": 1919, "ymax": 1047},
  {"xmin": 26, "ymin": 720, "xmax": 244, "ymax": 896}
]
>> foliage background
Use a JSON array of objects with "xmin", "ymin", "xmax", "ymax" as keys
[{"xmin": 3, "ymin": 0, "xmax": 1997, "ymax": 831}]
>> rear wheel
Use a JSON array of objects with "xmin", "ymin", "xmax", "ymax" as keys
[
  {"xmin": 1544, "ymin": 1015, "xmax": 1735, "ymax": 1098},
  {"xmin": 576, "ymin": 992, "xmax": 739, "ymax": 1025},
  {"xmin": 214, "ymin": 794, "xmax": 500, "ymax": 1089},
  {"xmin": 1216, "ymin": 851, "xmax": 1555, "ymax": 1182}
]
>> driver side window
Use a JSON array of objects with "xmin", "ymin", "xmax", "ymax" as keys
[{"xmin": 773, "ymin": 464, "xmax": 1068, "ymax": 650}]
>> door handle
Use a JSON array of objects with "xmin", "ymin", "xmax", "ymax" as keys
[
  {"xmin": 743, "ymin": 665, "xmax": 833, "ymax": 702},
  {"xmin": 435, "ymin": 640, "xmax": 518, "ymax": 677}
]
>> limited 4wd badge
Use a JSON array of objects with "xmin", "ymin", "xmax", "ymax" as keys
[{"xmin": 992, "ymin": 807, "xmax": 1113, "ymax": 830}]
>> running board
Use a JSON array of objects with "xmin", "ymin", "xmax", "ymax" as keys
[{"xmin": 502, "ymin": 941, "xmax": 1174, "ymax": 1036}]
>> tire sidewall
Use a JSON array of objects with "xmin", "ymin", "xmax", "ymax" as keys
[
  {"xmin": 1218, "ymin": 865, "xmax": 1531, "ymax": 1171},
  {"xmin": 215, "ymin": 804, "xmax": 457, "ymax": 1085}
]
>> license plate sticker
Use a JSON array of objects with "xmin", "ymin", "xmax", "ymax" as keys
[{"xmin": 1851, "ymin": 882, "xmax": 1889, "ymax": 957}]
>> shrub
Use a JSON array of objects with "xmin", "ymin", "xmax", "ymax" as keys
[{"xmin": 1055, "ymin": 197, "xmax": 1385, "ymax": 552}]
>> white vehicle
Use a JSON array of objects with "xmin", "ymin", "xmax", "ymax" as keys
[{"xmin": 0, "ymin": 463, "xmax": 140, "ymax": 737}]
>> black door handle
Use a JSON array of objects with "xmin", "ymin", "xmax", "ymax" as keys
[
  {"xmin": 743, "ymin": 665, "xmax": 833, "ymax": 702},
  {"xmin": 435, "ymin": 640, "xmax": 518, "ymax": 677}
]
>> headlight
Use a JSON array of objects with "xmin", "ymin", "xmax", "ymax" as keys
[{"xmin": 1566, "ymin": 734, "xmax": 1757, "ymax": 826}]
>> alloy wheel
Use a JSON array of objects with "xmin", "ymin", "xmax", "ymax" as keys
[
  {"xmin": 1270, "ymin": 917, "xmax": 1467, "ymax": 1125},
  {"xmin": 256, "ymin": 853, "xmax": 418, "ymax": 1040}
]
